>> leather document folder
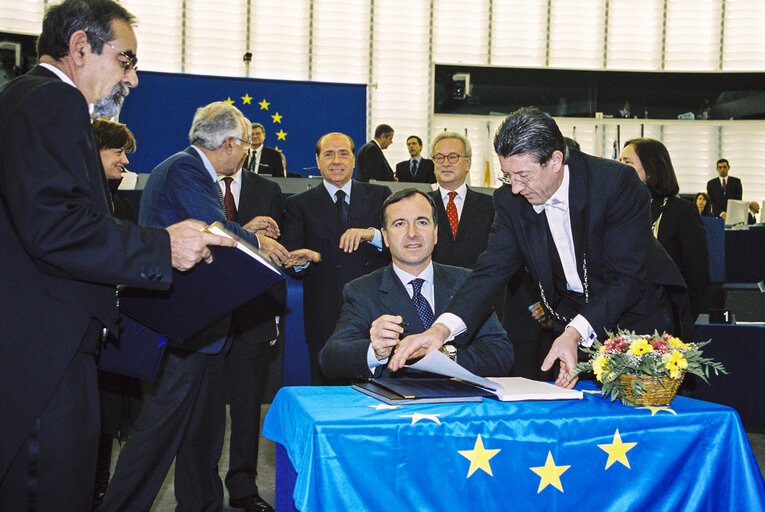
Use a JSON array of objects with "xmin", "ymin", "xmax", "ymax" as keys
[
  {"xmin": 353, "ymin": 378, "xmax": 495, "ymax": 405},
  {"xmin": 119, "ymin": 223, "xmax": 285, "ymax": 342}
]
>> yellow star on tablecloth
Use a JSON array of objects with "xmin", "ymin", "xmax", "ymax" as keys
[
  {"xmin": 638, "ymin": 405, "xmax": 677, "ymax": 416},
  {"xmin": 258, "ymin": 98, "xmax": 270, "ymax": 110},
  {"xmin": 369, "ymin": 404, "xmax": 399, "ymax": 410},
  {"xmin": 276, "ymin": 129, "xmax": 287, "ymax": 140},
  {"xmin": 224, "ymin": 97, "xmax": 235, "ymax": 105},
  {"xmin": 530, "ymin": 451, "xmax": 570, "ymax": 493},
  {"xmin": 241, "ymin": 93, "xmax": 252, "ymax": 104},
  {"xmin": 598, "ymin": 429, "xmax": 637, "ymax": 469},
  {"xmin": 458, "ymin": 435, "xmax": 500, "ymax": 478},
  {"xmin": 582, "ymin": 389, "xmax": 601, "ymax": 395},
  {"xmin": 400, "ymin": 413, "xmax": 440, "ymax": 425},
  {"xmin": 271, "ymin": 112, "xmax": 283, "ymax": 123}
]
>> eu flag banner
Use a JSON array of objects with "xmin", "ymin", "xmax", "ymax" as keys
[
  {"xmin": 119, "ymin": 71, "xmax": 366, "ymax": 177},
  {"xmin": 263, "ymin": 384, "xmax": 765, "ymax": 512}
]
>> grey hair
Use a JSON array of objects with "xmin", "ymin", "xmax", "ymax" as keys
[
  {"xmin": 188, "ymin": 101, "xmax": 246, "ymax": 150},
  {"xmin": 430, "ymin": 131, "xmax": 472, "ymax": 159}
]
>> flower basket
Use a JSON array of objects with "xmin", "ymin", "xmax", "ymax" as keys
[
  {"xmin": 616, "ymin": 373, "xmax": 683, "ymax": 406},
  {"xmin": 572, "ymin": 330, "xmax": 726, "ymax": 406}
]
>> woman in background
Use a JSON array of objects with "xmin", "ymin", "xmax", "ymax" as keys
[
  {"xmin": 620, "ymin": 138, "xmax": 710, "ymax": 321},
  {"xmin": 91, "ymin": 119, "xmax": 140, "ymax": 509},
  {"xmin": 695, "ymin": 192, "xmax": 712, "ymax": 217}
]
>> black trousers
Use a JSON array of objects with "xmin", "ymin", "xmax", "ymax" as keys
[
  {"xmin": 0, "ymin": 350, "xmax": 99, "ymax": 512},
  {"xmin": 99, "ymin": 348, "xmax": 226, "ymax": 512},
  {"xmin": 224, "ymin": 333, "xmax": 272, "ymax": 500}
]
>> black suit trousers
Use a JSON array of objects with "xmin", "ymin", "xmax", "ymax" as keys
[
  {"xmin": 100, "ymin": 348, "xmax": 226, "ymax": 512},
  {"xmin": 224, "ymin": 331, "xmax": 273, "ymax": 499}
]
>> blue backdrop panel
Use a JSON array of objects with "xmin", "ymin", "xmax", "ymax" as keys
[{"xmin": 119, "ymin": 71, "xmax": 366, "ymax": 176}]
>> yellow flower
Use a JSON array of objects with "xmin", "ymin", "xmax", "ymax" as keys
[
  {"xmin": 662, "ymin": 350, "xmax": 688, "ymax": 379},
  {"xmin": 667, "ymin": 337, "xmax": 691, "ymax": 350},
  {"xmin": 592, "ymin": 355, "xmax": 609, "ymax": 382},
  {"xmin": 627, "ymin": 339, "xmax": 653, "ymax": 355}
]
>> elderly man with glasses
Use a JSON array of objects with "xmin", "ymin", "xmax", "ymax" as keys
[{"xmin": 390, "ymin": 107, "xmax": 691, "ymax": 390}]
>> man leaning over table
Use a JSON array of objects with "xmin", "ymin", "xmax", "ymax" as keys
[
  {"xmin": 319, "ymin": 188, "xmax": 513, "ymax": 380},
  {"xmin": 388, "ymin": 107, "xmax": 690, "ymax": 389}
]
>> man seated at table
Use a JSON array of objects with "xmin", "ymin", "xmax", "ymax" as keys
[{"xmin": 319, "ymin": 188, "xmax": 513, "ymax": 380}]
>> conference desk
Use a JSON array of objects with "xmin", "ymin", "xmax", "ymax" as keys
[{"xmin": 263, "ymin": 384, "xmax": 765, "ymax": 512}]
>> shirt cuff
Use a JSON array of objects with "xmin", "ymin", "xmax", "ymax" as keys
[
  {"xmin": 367, "ymin": 343, "xmax": 387, "ymax": 372},
  {"xmin": 434, "ymin": 313, "xmax": 466, "ymax": 342},
  {"xmin": 567, "ymin": 314, "xmax": 596, "ymax": 347},
  {"xmin": 367, "ymin": 228, "xmax": 383, "ymax": 250}
]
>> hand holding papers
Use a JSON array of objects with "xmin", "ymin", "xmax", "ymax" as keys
[{"xmin": 354, "ymin": 350, "xmax": 583, "ymax": 404}]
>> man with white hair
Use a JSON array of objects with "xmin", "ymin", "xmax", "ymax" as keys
[{"xmin": 101, "ymin": 101, "xmax": 290, "ymax": 512}]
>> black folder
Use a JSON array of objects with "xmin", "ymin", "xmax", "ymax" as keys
[
  {"xmin": 119, "ymin": 225, "xmax": 285, "ymax": 342},
  {"xmin": 353, "ymin": 378, "xmax": 495, "ymax": 405},
  {"xmin": 98, "ymin": 314, "xmax": 167, "ymax": 381}
]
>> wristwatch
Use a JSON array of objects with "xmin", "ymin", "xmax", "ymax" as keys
[{"xmin": 440, "ymin": 344, "xmax": 457, "ymax": 363}]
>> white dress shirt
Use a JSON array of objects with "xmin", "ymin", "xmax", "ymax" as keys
[
  {"xmin": 216, "ymin": 169, "xmax": 242, "ymax": 207},
  {"xmin": 438, "ymin": 183, "xmax": 468, "ymax": 220}
]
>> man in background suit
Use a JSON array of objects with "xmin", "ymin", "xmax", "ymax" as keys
[
  {"xmin": 101, "ymin": 102, "xmax": 290, "ymax": 512},
  {"xmin": 356, "ymin": 123, "xmax": 395, "ymax": 182},
  {"xmin": 282, "ymin": 132, "xmax": 391, "ymax": 384},
  {"xmin": 706, "ymin": 158, "xmax": 742, "ymax": 217},
  {"xmin": 222, "ymin": 165, "xmax": 284, "ymax": 512},
  {"xmin": 0, "ymin": 2, "xmax": 231, "ymax": 509},
  {"xmin": 392, "ymin": 107, "xmax": 689, "ymax": 389},
  {"xmin": 243, "ymin": 122, "xmax": 285, "ymax": 177},
  {"xmin": 396, "ymin": 135, "xmax": 435, "ymax": 183},
  {"xmin": 319, "ymin": 189, "xmax": 513, "ymax": 380}
]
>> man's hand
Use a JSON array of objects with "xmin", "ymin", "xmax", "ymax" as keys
[
  {"xmin": 287, "ymin": 248, "xmax": 321, "ymax": 267},
  {"xmin": 243, "ymin": 216, "xmax": 280, "ymax": 238},
  {"xmin": 339, "ymin": 228, "xmax": 374, "ymax": 253},
  {"xmin": 388, "ymin": 323, "xmax": 450, "ymax": 372},
  {"xmin": 529, "ymin": 302, "xmax": 552, "ymax": 329},
  {"xmin": 370, "ymin": 315, "xmax": 405, "ymax": 361},
  {"xmin": 166, "ymin": 219, "xmax": 236, "ymax": 271},
  {"xmin": 541, "ymin": 326, "xmax": 580, "ymax": 389},
  {"xmin": 255, "ymin": 234, "xmax": 291, "ymax": 266}
]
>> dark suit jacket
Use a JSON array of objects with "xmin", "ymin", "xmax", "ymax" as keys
[
  {"xmin": 356, "ymin": 140, "xmax": 394, "ymax": 182},
  {"xmin": 653, "ymin": 196, "xmax": 710, "ymax": 319},
  {"xmin": 243, "ymin": 146, "xmax": 284, "ymax": 177},
  {"xmin": 140, "ymin": 147, "xmax": 261, "ymax": 353},
  {"xmin": 232, "ymin": 171, "xmax": 285, "ymax": 344},
  {"xmin": 0, "ymin": 66, "xmax": 172, "ymax": 477},
  {"xmin": 706, "ymin": 176, "xmax": 742, "ymax": 217},
  {"xmin": 445, "ymin": 149, "xmax": 690, "ymax": 341},
  {"xmin": 319, "ymin": 263, "xmax": 514, "ymax": 380},
  {"xmin": 281, "ymin": 180, "xmax": 391, "ymax": 348},
  {"xmin": 430, "ymin": 187, "xmax": 494, "ymax": 269},
  {"xmin": 396, "ymin": 158, "xmax": 436, "ymax": 183}
]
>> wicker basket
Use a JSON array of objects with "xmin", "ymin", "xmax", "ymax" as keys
[{"xmin": 616, "ymin": 373, "xmax": 683, "ymax": 406}]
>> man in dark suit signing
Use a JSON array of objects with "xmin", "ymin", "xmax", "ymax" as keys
[
  {"xmin": 391, "ymin": 107, "xmax": 689, "ymax": 389},
  {"xmin": 243, "ymin": 122, "xmax": 285, "ymax": 177},
  {"xmin": 706, "ymin": 158, "xmax": 742, "ymax": 218},
  {"xmin": 101, "ymin": 102, "xmax": 290, "ymax": 512},
  {"xmin": 319, "ymin": 189, "xmax": 513, "ymax": 380},
  {"xmin": 356, "ymin": 123, "xmax": 395, "ymax": 182},
  {"xmin": 0, "ymin": 2, "xmax": 233, "ymax": 509},
  {"xmin": 396, "ymin": 135, "xmax": 436, "ymax": 183},
  {"xmin": 282, "ymin": 132, "xmax": 391, "ymax": 384}
]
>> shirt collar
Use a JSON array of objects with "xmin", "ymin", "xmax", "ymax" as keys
[
  {"xmin": 223, "ymin": 168, "xmax": 242, "ymax": 185},
  {"xmin": 190, "ymin": 146, "xmax": 219, "ymax": 183},
  {"xmin": 439, "ymin": 183, "xmax": 467, "ymax": 201},
  {"xmin": 323, "ymin": 179, "xmax": 352, "ymax": 199},
  {"xmin": 533, "ymin": 164, "xmax": 570, "ymax": 214},
  {"xmin": 392, "ymin": 260, "xmax": 434, "ymax": 288},
  {"xmin": 411, "ymin": 156, "xmax": 422, "ymax": 164}
]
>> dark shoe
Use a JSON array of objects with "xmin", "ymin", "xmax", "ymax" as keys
[{"xmin": 230, "ymin": 492, "xmax": 274, "ymax": 512}]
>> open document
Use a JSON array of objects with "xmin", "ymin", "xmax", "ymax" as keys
[{"xmin": 353, "ymin": 350, "xmax": 582, "ymax": 404}]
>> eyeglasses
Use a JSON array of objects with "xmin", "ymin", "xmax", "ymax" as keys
[
  {"xmin": 497, "ymin": 162, "xmax": 547, "ymax": 186},
  {"xmin": 433, "ymin": 153, "xmax": 466, "ymax": 164},
  {"xmin": 95, "ymin": 35, "xmax": 138, "ymax": 72},
  {"xmin": 233, "ymin": 137, "xmax": 251, "ymax": 146}
]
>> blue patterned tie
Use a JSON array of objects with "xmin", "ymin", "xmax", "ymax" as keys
[
  {"xmin": 409, "ymin": 278, "xmax": 434, "ymax": 329},
  {"xmin": 335, "ymin": 190, "xmax": 349, "ymax": 227}
]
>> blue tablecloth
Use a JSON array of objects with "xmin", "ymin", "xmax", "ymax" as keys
[{"xmin": 263, "ymin": 384, "xmax": 765, "ymax": 512}]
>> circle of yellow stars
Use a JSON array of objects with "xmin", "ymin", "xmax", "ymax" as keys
[{"xmin": 222, "ymin": 94, "xmax": 287, "ymax": 152}]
